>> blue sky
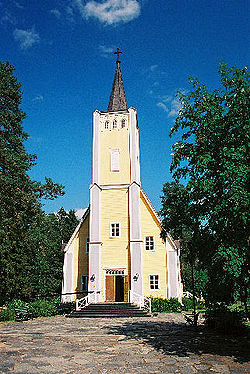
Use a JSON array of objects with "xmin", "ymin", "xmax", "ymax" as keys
[{"xmin": 1, "ymin": 0, "xmax": 249, "ymax": 217}]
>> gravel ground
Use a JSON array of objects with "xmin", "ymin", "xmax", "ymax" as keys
[{"xmin": 0, "ymin": 313, "xmax": 249, "ymax": 373}]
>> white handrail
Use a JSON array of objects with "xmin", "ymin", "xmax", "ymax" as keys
[
  {"xmin": 129, "ymin": 290, "xmax": 151, "ymax": 313},
  {"xmin": 76, "ymin": 294, "xmax": 89, "ymax": 311}
]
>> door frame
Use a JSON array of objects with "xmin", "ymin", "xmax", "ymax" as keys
[{"xmin": 103, "ymin": 267, "xmax": 127, "ymax": 302}]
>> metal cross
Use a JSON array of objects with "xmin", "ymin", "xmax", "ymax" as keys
[{"xmin": 114, "ymin": 48, "xmax": 122, "ymax": 63}]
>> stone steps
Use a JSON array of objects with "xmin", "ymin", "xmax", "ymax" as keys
[{"xmin": 67, "ymin": 302, "xmax": 150, "ymax": 318}]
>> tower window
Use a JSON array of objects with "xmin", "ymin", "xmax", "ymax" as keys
[
  {"xmin": 121, "ymin": 119, "xmax": 126, "ymax": 128},
  {"xmin": 110, "ymin": 223, "xmax": 120, "ymax": 237},
  {"xmin": 149, "ymin": 275, "xmax": 159, "ymax": 290},
  {"xmin": 85, "ymin": 237, "xmax": 89, "ymax": 253},
  {"xmin": 113, "ymin": 120, "xmax": 117, "ymax": 129},
  {"xmin": 110, "ymin": 149, "xmax": 120, "ymax": 171},
  {"xmin": 81, "ymin": 275, "xmax": 88, "ymax": 292},
  {"xmin": 105, "ymin": 121, "xmax": 109, "ymax": 129},
  {"xmin": 145, "ymin": 236, "xmax": 154, "ymax": 250}
]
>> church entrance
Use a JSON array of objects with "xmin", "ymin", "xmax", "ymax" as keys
[{"xmin": 105, "ymin": 271, "xmax": 128, "ymax": 302}]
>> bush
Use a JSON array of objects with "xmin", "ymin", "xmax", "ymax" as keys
[
  {"xmin": 0, "ymin": 308, "xmax": 15, "ymax": 321},
  {"xmin": 28, "ymin": 299, "xmax": 57, "ymax": 318},
  {"xmin": 181, "ymin": 297, "xmax": 204, "ymax": 311},
  {"xmin": 205, "ymin": 306, "xmax": 246, "ymax": 333},
  {"xmin": 151, "ymin": 297, "xmax": 182, "ymax": 313}
]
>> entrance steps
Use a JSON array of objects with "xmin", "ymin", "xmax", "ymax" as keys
[{"xmin": 68, "ymin": 302, "xmax": 150, "ymax": 318}]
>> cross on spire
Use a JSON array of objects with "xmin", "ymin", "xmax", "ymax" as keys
[{"xmin": 114, "ymin": 48, "xmax": 122, "ymax": 63}]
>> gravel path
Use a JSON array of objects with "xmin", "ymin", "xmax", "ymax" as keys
[{"xmin": 0, "ymin": 313, "xmax": 249, "ymax": 373}]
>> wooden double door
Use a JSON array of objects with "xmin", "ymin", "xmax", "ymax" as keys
[{"xmin": 105, "ymin": 275, "xmax": 129, "ymax": 302}]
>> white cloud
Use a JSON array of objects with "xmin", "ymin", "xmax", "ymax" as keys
[
  {"xmin": 1, "ymin": 10, "xmax": 16, "ymax": 25},
  {"xmin": 75, "ymin": 208, "xmax": 87, "ymax": 219},
  {"xmin": 14, "ymin": 1, "xmax": 24, "ymax": 9},
  {"xmin": 13, "ymin": 27, "xmax": 40, "ymax": 50},
  {"xmin": 168, "ymin": 98, "xmax": 182, "ymax": 117},
  {"xmin": 157, "ymin": 102, "xmax": 168, "ymax": 113},
  {"xmin": 99, "ymin": 44, "xmax": 115, "ymax": 57},
  {"xmin": 157, "ymin": 96, "xmax": 182, "ymax": 117},
  {"xmin": 32, "ymin": 95, "xmax": 44, "ymax": 103},
  {"xmin": 75, "ymin": 0, "xmax": 140, "ymax": 25},
  {"xmin": 150, "ymin": 64, "xmax": 158, "ymax": 72},
  {"xmin": 50, "ymin": 9, "xmax": 61, "ymax": 18}
]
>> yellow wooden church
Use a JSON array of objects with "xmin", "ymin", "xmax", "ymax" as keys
[{"xmin": 62, "ymin": 50, "xmax": 182, "ymax": 308}]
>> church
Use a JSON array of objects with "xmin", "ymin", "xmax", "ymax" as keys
[{"xmin": 62, "ymin": 50, "xmax": 182, "ymax": 308}]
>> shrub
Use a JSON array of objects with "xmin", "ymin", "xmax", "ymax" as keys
[
  {"xmin": 0, "ymin": 308, "xmax": 15, "ymax": 322},
  {"xmin": 151, "ymin": 297, "xmax": 182, "ymax": 313},
  {"xmin": 205, "ymin": 306, "xmax": 246, "ymax": 333},
  {"xmin": 28, "ymin": 299, "xmax": 57, "ymax": 318}
]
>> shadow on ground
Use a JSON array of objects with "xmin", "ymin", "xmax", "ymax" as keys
[{"xmin": 107, "ymin": 320, "xmax": 250, "ymax": 363}]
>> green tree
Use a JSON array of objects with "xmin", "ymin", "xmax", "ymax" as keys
[
  {"xmin": 0, "ymin": 61, "xmax": 64, "ymax": 303},
  {"xmin": 162, "ymin": 63, "xmax": 249, "ymax": 315}
]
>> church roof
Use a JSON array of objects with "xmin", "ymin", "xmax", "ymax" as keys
[{"xmin": 107, "ymin": 49, "xmax": 127, "ymax": 112}]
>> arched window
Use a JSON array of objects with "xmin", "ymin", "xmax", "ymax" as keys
[
  {"xmin": 121, "ymin": 119, "xmax": 126, "ymax": 128},
  {"xmin": 113, "ymin": 120, "xmax": 117, "ymax": 129},
  {"xmin": 105, "ymin": 121, "xmax": 109, "ymax": 129}
]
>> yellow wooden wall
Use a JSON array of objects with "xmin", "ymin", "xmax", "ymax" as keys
[
  {"xmin": 140, "ymin": 193, "xmax": 167, "ymax": 298},
  {"xmin": 73, "ymin": 215, "xmax": 89, "ymax": 294},
  {"xmin": 100, "ymin": 188, "xmax": 130, "ymax": 299},
  {"xmin": 99, "ymin": 113, "xmax": 130, "ymax": 185}
]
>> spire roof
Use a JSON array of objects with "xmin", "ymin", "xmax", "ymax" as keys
[{"xmin": 107, "ymin": 48, "xmax": 127, "ymax": 112}]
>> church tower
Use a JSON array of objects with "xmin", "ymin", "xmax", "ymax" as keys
[
  {"xmin": 89, "ymin": 49, "xmax": 143, "ymax": 303},
  {"xmin": 62, "ymin": 50, "xmax": 182, "ymax": 305}
]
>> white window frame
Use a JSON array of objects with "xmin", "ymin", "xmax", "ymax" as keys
[
  {"xmin": 121, "ymin": 119, "xmax": 126, "ymax": 128},
  {"xmin": 110, "ymin": 222, "xmax": 120, "ymax": 238},
  {"xmin": 149, "ymin": 275, "xmax": 160, "ymax": 290},
  {"xmin": 110, "ymin": 149, "xmax": 120, "ymax": 172},
  {"xmin": 85, "ymin": 237, "xmax": 89, "ymax": 253},
  {"xmin": 145, "ymin": 236, "xmax": 155, "ymax": 251},
  {"xmin": 81, "ymin": 275, "xmax": 88, "ymax": 292},
  {"xmin": 105, "ymin": 121, "xmax": 109, "ymax": 129},
  {"xmin": 113, "ymin": 120, "xmax": 117, "ymax": 129}
]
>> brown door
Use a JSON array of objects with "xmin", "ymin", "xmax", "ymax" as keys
[
  {"xmin": 124, "ymin": 275, "xmax": 129, "ymax": 302},
  {"xmin": 105, "ymin": 276, "xmax": 115, "ymax": 302}
]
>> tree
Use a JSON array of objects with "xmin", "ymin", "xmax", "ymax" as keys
[
  {"xmin": 161, "ymin": 63, "xmax": 249, "ymax": 315},
  {"xmin": 0, "ymin": 61, "xmax": 64, "ymax": 303}
]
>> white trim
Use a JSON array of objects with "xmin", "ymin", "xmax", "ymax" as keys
[
  {"xmin": 145, "ymin": 235, "xmax": 155, "ymax": 251},
  {"xmin": 140, "ymin": 188, "xmax": 161, "ymax": 225},
  {"xmin": 149, "ymin": 274, "xmax": 160, "ymax": 290},
  {"xmin": 100, "ymin": 184, "xmax": 129, "ymax": 189},
  {"xmin": 63, "ymin": 207, "xmax": 89, "ymax": 254},
  {"xmin": 109, "ymin": 222, "xmax": 121, "ymax": 237},
  {"xmin": 92, "ymin": 110, "xmax": 100, "ymax": 184}
]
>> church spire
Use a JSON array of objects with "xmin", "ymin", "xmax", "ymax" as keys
[{"xmin": 107, "ymin": 48, "xmax": 127, "ymax": 112}]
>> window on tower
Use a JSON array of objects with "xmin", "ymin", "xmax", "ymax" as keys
[
  {"xmin": 105, "ymin": 121, "xmax": 109, "ymax": 129},
  {"xmin": 121, "ymin": 119, "xmax": 126, "ymax": 128},
  {"xmin": 113, "ymin": 120, "xmax": 117, "ymax": 129},
  {"xmin": 110, "ymin": 223, "xmax": 120, "ymax": 237},
  {"xmin": 110, "ymin": 149, "xmax": 120, "ymax": 171}
]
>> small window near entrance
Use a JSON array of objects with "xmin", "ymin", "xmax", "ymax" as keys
[
  {"xmin": 81, "ymin": 275, "xmax": 88, "ymax": 292},
  {"xmin": 145, "ymin": 236, "xmax": 154, "ymax": 250},
  {"xmin": 85, "ymin": 237, "xmax": 89, "ymax": 253},
  {"xmin": 110, "ymin": 223, "xmax": 120, "ymax": 237},
  {"xmin": 149, "ymin": 275, "xmax": 159, "ymax": 290}
]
